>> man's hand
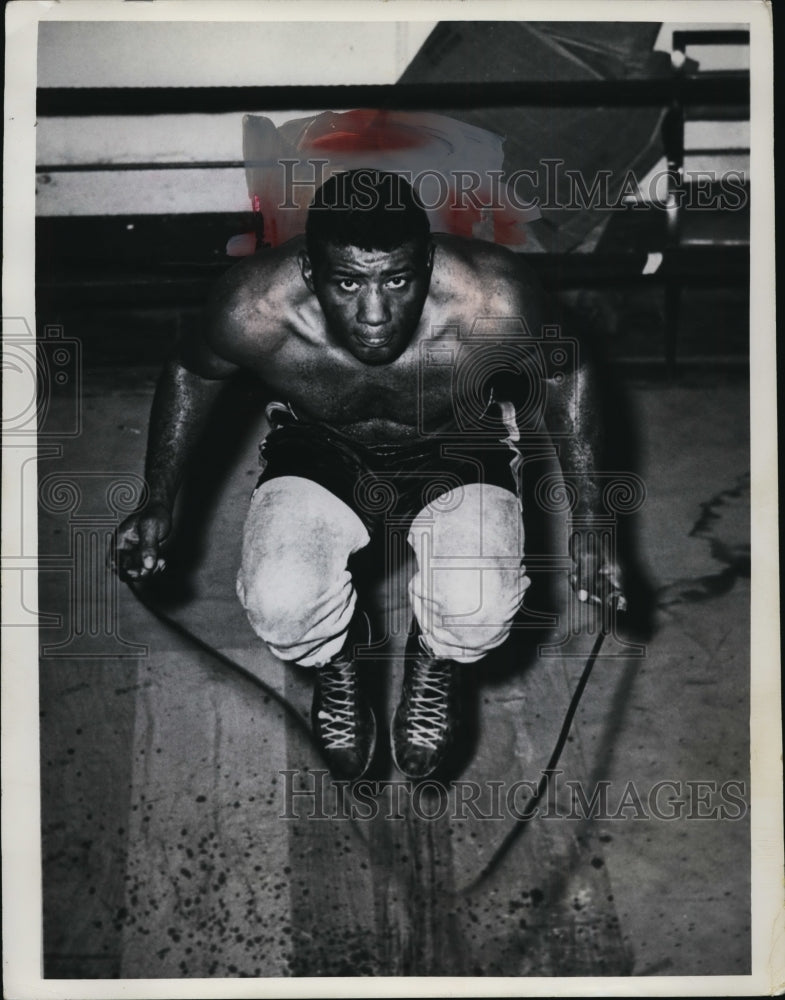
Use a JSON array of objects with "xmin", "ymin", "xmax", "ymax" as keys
[
  {"xmin": 111, "ymin": 502, "xmax": 172, "ymax": 581},
  {"xmin": 569, "ymin": 528, "xmax": 627, "ymax": 611}
]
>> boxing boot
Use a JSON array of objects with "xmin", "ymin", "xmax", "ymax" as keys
[
  {"xmin": 391, "ymin": 628, "xmax": 462, "ymax": 781},
  {"xmin": 311, "ymin": 613, "xmax": 376, "ymax": 780}
]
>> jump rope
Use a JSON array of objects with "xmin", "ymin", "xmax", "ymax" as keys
[{"xmin": 127, "ymin": 577, "xmax": 622, "ymax": 893}]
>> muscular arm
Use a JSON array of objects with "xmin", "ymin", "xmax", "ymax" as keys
[
  {"xmin": 489, "ymin": 250, "xmax": 625, "ymax": 607},
  {"xmin": 142, "ymin": 357, "xmax": 232, "ymax": 510},
  {"xmin": 113, "ymin": 273, "xmax": 242, "ymax": 579},
  {"xmin": 539, "ymin": 295, "xmax": 626, "ymax": 608},
  {"xmin": 542, "ymin": 325, "xmax": 606, "ymax": 520}
]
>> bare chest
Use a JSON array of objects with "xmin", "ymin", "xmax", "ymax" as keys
[{"xmin": 253, "ymin": 338, "xmax": 460, "ymax": 440}]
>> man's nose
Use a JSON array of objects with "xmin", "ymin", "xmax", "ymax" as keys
[{"xmin": 357, "ymin": 286, "xmax": 390, "ymax": 326}]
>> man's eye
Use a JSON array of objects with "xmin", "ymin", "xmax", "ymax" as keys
[
  {"xmin": 385, "ymin": 276, "xmax": 408, "ymax": 289},
  {"xmin": 338, "ymin": 279, "xmax": 359, "ymax": 292}
]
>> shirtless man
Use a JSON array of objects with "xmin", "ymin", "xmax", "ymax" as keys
[{"xmin": 114, "ymin": 169, "xmax": 624, "ymax": 782}]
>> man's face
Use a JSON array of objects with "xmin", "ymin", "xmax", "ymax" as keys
[{"xmin": 300, "ymin": 240, "xmax": 434, "ymax": 366}]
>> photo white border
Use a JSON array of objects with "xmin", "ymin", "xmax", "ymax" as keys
[{"xmin": 3, "ymin": 1, "xmax": 780, "ymax": 997}]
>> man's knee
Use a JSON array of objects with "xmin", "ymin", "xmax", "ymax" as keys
[
  {"xmin": 237, "ymin": 564, "xmax": 321, "ymax": 646},
  {"xmin": 407, "ymin": 482, "xmax": 530, "ymax": 663},
  {"xmin": 408, "ymin": 482, "xmax": 525, "ymax": 559},
  {"xmin": 237, "ymin": 476, "xmax": 369, "ymax": 664},
  {"xmin": 237, "ymin": 553, "xmax": 358, "ymax": 665},
  {"xmin": 410, "ymin": 565, "xmax": 530, "ymax": 663}
]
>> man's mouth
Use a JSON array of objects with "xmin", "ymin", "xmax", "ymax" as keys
[{"xmin": 355, "ymin": 329, "xmax": 394, "ymax": 348}]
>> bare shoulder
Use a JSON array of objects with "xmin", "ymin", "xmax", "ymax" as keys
[
  {"xmin": 177, "ymin": 238, "xmax": 306, "ymax": 378},
  {"xmin": 430, "ymin": 234, "xmax": 544, "ymax": 327},
  {"xmin": 207, "ymin": 239, "xmax": 305, "ymax": 353}
]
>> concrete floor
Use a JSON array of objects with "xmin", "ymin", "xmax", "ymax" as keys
[{"xmin": 38, "ymin": 364, "xmax": 750, "ymax": 979}]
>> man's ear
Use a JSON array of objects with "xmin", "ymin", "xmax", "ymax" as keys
[
  {"xmin": 298, "ymin": 250, "xmax": 315, "ymax": 292},
  {"xmin": 426, "ymin": 242, "xmax": 435, "ymax": 273}
]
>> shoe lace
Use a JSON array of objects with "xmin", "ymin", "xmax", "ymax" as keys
[
  {"xmin": 317, "ymin": 661, "xmax": 356, "ymax": 750},
  {"xmin": 405, "ymin": 660, "xmax": 452, "ymax": 751}
]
